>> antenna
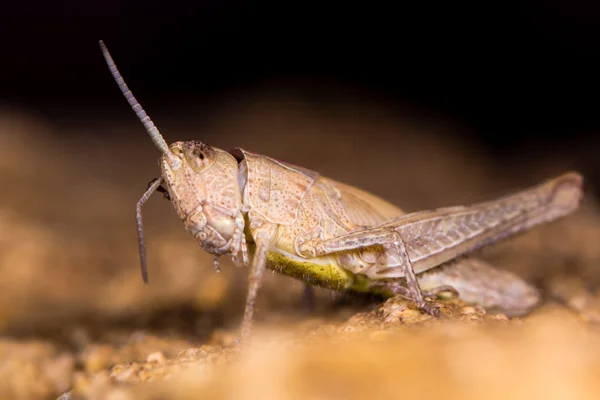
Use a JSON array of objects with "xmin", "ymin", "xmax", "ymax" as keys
[{"xmin": 98, "ymin": 40, "xmax": 180, "ymax": 166}]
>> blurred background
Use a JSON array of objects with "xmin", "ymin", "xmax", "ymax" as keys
[
  {"xmin": 2, "ymin": 2, "xmax": 600, "ymax": 399},
  {"xmin": 4, "ymin": 0, "xmax": 600, "ymax": 164}
]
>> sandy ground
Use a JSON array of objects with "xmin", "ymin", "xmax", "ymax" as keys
[{"xmin": 1, "ymin": 94, "xmax": 599, "ymax": 400}]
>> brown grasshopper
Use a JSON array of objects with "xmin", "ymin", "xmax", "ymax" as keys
[{"xmin": 99, "ymin": 41, "xmax": 583, "ymax": 340}]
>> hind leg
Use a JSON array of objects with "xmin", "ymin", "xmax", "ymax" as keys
[{"xmin": 416, "ymin": 258, "xmax": 540, "ymax": 317}]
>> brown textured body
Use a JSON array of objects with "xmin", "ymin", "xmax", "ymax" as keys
[
  {"xmin": 99, "ymin": 40, "xmax": 584, "ymax": 340},
  {"xmin": 237, "ymin": 148, "xmax": 580, "ymax": 280}
]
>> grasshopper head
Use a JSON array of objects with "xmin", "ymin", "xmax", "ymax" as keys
[
  {"xmin": 160, "ymin": 140, "xmax": 244, "ymax": 255},
  {"xmin": 99, "ymin": 40, "xmax": 246, "ymax": 283}
]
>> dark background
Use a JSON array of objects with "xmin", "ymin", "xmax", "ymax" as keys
[{"xmin": 2, "ymin": 0, "xmax": 600, "ymax": 188}]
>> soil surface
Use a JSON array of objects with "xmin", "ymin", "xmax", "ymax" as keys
[{"xmin": 1, "ymin": 97, "xmax": 599, "ymax": 400}]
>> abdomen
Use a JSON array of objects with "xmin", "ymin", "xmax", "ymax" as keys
[{"xmin": 265, "ymin": 248, "xmax": 376, "ymax": 293}]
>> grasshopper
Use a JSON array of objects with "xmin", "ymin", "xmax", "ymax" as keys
[{"xmin": 100, "ymin": 41, "xmax": 583, "ymax": 340}]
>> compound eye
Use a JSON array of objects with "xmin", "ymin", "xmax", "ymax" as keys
[
  {"xmin": 183, "ymin": 141, "xmax": 215, "ymax": 172},
  {"xmin": 192, "ymin": 148, "xmax": 206, "ymax": 160}
]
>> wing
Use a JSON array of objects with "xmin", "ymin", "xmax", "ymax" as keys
[
  {"xmin": 384, "ymin": 172, "xmax": 583, "ymax": 274},
  {"xmin": 308, "ymin": 177, "xmax": 407, "ymax": 230}
]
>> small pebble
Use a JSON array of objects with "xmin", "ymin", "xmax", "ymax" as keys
[
  {"xmin": 436, "ymin": 290, "xmax": 457, "ymax": 300},
  {"xmin": 146, "ymin": 352, "xmax": 166, "ymax": 364},
  {"xmin": 400, "ymin": 308, "xmax": 429, "ymax": 324},
  {"xmin": 460, "ymin": 306, "xmax": 478, "ymax": 315},
  {"xmin": 493, "ymin": 313, "xmax": 509, "ymax": 321}
]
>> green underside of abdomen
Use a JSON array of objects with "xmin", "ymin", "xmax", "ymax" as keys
[{"xmin": 265, "ymin": 251, "xmax": 383, "ymax": 295}]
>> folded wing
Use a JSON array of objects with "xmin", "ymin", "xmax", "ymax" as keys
[{"xmin": 384, "ymin": 172, "xmax": 583, "ymax": 274}]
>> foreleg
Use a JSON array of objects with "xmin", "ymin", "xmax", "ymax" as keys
[{"xmin": 241, "ymin": 213, "xmax": 277, "ymax": 343}]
